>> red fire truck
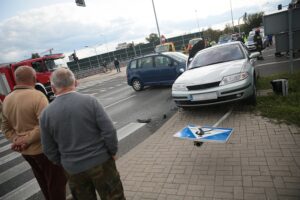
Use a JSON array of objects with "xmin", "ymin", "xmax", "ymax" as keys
[{"xmin": 0, "ymin": 53, "xmax": 65, "ymax": 101}]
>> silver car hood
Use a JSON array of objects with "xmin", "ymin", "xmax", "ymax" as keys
[{"xmin": 176, "ymin": 59, "xmax": 246, "ymax": 85}]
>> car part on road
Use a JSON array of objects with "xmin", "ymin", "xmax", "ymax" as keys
[{"xmin": 137, "ymin": 118, "xmax": 151, "ymax": 123}]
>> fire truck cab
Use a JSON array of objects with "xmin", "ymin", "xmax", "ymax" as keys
[{"xmin": 0, "ymin": 53, "xmax": 65, "ymax": 101}]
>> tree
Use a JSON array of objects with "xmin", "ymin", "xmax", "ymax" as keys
[
  {"xmin": 243, "ymin": 12, "xmax": 264, "ymax": 34},
  {"xmin": 145, "ymin": 33, "xmax": 160, "ymax": 44},
  {"xmin": 31, "ymin": 53, "xmax": 40, "ymax": 59},
  {"xmin": 202, "ymin": 28, "xmax": 222, "ymax": 42},
  {"xmin": 223, "ymin": 23, "xmax": 233, "ymax": 34}
]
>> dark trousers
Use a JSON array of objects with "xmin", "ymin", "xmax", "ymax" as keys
[
  {"xmin": 66, "ymin": 158, "xmax": 125, "ymax": 200},
  {"xmin": 23, "ymin": 153, "xmax": 67, "ymax": 200},
  {"xmin": 115, "ymin": 65, "xmax": 121, "ymax": 72}
]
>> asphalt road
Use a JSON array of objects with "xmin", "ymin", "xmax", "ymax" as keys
[
  {"xmin": 255, "ymin": 46, "xmax": 300, "ymax": 76},
  {"xmin": 77, "ymin": 76, "xmax": 178, "ymax": 156}
]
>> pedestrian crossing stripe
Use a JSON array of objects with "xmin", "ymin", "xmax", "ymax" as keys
[{"xmin": 174, "ymin": 124, "xmax": 233, "ymax": 143}]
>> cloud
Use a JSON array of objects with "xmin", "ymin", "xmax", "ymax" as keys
[{"xmin": 0, "ymin": 0, "xmax": 286, "ymax": 63}]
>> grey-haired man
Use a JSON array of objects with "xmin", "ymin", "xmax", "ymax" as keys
[{"xmin": 40, "ymin": 68, "xmax": 125, "ymax": 200}]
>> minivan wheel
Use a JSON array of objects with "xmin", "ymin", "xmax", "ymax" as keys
[{"xmin": 132, "ymin": 79, "xmax": 144, "ymax": 91}]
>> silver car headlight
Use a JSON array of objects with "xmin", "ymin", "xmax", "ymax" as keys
[
  {"xmin": 172, "ymin": 83, "xmax": 188, "ymax": 91},
  {"xmin": 219, "ymin": 72, "xmax": 249, "ymax": 86}
]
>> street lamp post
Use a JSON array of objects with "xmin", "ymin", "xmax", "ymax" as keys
[
  {"xmin": 238, "ymin": 16, "xmax": 242, "ymax": 35},
  {"xmin": 229, "ymin": 0, "xmax": 235, "ymax": 32},
  {"xmin": 238, "ymin": 12, "xmax": 246, "ymax": 36},
  {"xmin": 100, "ymin": 34, "xmax": 111, "ymax": 62},
  {"xmin": 151, "ymin": 0, "xmax": 162, "ymax": 44},
  {"xmin": 195, "ymin": 10, "xmax": 201, "ymax": 36}
]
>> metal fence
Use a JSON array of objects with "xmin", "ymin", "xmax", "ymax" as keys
[{"xmin": 67, "ymin": 31, "xmax": 202, "ymax": 78}]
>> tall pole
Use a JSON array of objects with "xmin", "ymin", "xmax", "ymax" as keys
[
  {"xmin": 101, "ymin": 34, "xmax": 111, "ymax": 62},
  {"xmin": 151, "ymin": 0, "xmax": 161, "ymax": 44},
  {"xmin": 195, "ymin": 10, "xmax": 201, "ymax": 36},
  {"xmin": 94, "ymin": 48, "xmax": 100, "ymax": 67},
  {"xmin": 288, "ymin": 8, "xmax": 293, "ymax": 74},
  {"xmin": 230, "ymin": 0, "xmax": 234, "ymax": 32}
]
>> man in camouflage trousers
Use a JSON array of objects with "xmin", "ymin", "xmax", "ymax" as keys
[{"xmin": 40, "ymin": 68, "xmax": 125, "ymax": 200}]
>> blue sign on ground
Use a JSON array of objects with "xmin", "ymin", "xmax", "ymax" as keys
[{"xmin": 174, "ymin": 124, "xmax": 233, "ymax": 143}]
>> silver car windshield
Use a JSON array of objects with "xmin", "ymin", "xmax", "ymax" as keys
[{"xmin": 189, "ymin": 44, "xmax": 245, "ymax": 69}]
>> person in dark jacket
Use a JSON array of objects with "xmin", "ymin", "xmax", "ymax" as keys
[
  {"xmin": 114, "ymin": 58, "xmax": 121, "ymax": 72},
  {"xmin": 187, "ymin": 38, "xmax": 205, "ymax": 66},
  {"xmin": 253, "ymin": 29, "xmax": 264, "ymax": 60}
]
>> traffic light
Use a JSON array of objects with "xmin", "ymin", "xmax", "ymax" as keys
[
  {"xmin": 75, "ymin": 0, "xmax": 86, "ymax": 7},
  {"xmin": 278, "ymin": 4, "xmax": 282, "ymax": 10}
]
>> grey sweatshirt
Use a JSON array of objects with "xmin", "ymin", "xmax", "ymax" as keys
[{"xmin": 40, "ymin": 92, "xmax": 118, "ymax": 174}]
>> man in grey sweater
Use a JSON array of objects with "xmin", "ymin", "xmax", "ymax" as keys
[{"xmin": 40, "ymin": 68, "xmax": 125, "ymax": 200}]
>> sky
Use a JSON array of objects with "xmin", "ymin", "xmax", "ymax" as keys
[{"xmin": 0, "ymin": 0, "xmax": 290, "ymax": 63}]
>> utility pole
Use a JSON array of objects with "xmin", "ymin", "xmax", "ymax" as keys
[
  {"xmin": 151, "ymin": 0, "xmax": 162, "ymax": 44},
  {"xmin": 230, "ymin": 0, "xmax": 235, "ymax": 32}
]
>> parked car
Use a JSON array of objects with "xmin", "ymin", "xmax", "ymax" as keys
[
  {"xmin": 172, "ymin": 42, "xmax": 260, "ymax": 107},
  {"xmin": 245, "ymin": 34, "xmax": 257, "ymax": 51},
  {"xmin": 127, "ymin": 52, "xmax": 187, "ymax": 91},
  {"xmin": 218, "ymin": 34, "xmax": 232, "ymax": 44},
  {"xmin": 246, "ymin": 30, "xmax": 269, "ymax": 51}
]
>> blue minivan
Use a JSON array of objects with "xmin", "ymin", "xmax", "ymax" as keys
[{"xmin": 127, "ymin": 52, "xmax": 187, "ymax": 91}]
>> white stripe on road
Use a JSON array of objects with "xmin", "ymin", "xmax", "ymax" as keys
[
  {"xmin": 0, "ymin": 138, "xmax": 8, "ymax": 145},
  {"xmin": 0, "ymin": 162, "xmax": 31, "ymax": 184},
  {"xmin": 0, "ymin": 151, "xmax": 21, "ymax": 165},
  {"xmin": 1, "ymin": 178, "xmax": 40, "ymax": 200},
  {"xmin": 0, "ymin": 143, "xmax": 11, "ymax": 153},
  {"xmin": 256, "ymin": 58, "xmax": 300, "ymax": 67},
  {"xmin": 104, "ymin": 95, "xmax": 136, "ymax": 109},
  {"xmin": 117, "ymin": 122, "xmax": 147, "ymax": 141},
  {"xmin": 213, "ymin": 108, "xmax": 233, "ymax": 127}
]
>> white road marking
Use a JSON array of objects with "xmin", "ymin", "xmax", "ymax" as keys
[
  {"xmin": 104, "ymin": 95, "xmax": 136, "ymax": 109},
  {"xmin": 0, "ymin": 143, "xmax": 11, "ymax": 153},
  {"xmin": 117, "ymin": 122, "xmax": 147, "ymax": 141},
  {"xmin": 100, "ymin": 89, "xmax": 106, "ymax": 92},
  {"xmin": 1, "ymin": 179, "xmax": 40, "ymax": 200},
  {"xmin": 116, "ymin": 84, "xmax": 122, "ymax": 86},
  {"xmin": 89, "ymin": 93, "xmax": 98, "ymax": 96},
  {"xmin": 0, "ymin": 120, "xmax": 146, "ymax": 199},
  {"xmin": 0, "ymin": 162, "xmax": 31, "ymax": 184},
  {"xmin": 0, "ymin": 151, "xmax": 21, "ymax": 165},
  {"xmin": 0, "ymin": 138, "xmax": 8, "ymax": 145},
  {"xmin": 213, "ymin": 108, "xmax": 233, "ymax": 127},
  {"xmin": 256, "ymin": 58, "xmax": 300, "ymax": 67}
]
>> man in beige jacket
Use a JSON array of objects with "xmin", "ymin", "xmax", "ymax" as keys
[{"xmin": 1, "ymin": 66, "xmax": 67, "ymax": 200}]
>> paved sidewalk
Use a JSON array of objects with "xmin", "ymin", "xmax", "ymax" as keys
[
  {"xmin": 78, "ymin": 67, "xmax": 126, "ymax": 84},
  {"xmin": 116, "ymin": 108, "xmax": 300, "ymax": 200}
]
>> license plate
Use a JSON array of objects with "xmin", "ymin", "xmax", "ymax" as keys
[{"xmin": 192, "ymin": 92, "xmax": 217, "ymax": 101}]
